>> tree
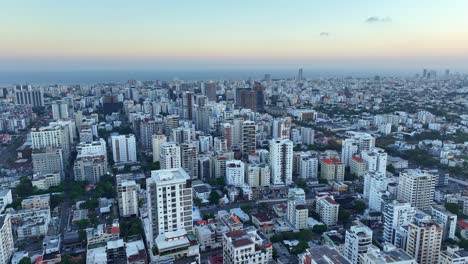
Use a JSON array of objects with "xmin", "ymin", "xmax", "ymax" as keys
[
  {"xmin": 120, "ymin": 218, "xmax": 143, "ymax": 239},
  {"xmin": 445, "ymin": 203, "xmax": 460, "ymax": 215},
  {"xmin": 338, "ymin": 209, "xmax": 351, "ymax": 224},
  {"xmin": 291, "ymin": 240, "xmax": 309, "ymax": 254},
  {"xmin": 209, "ymin": 191, "xmax": 221, "ymax": 205},
  {"xmin": 18, "ymin": 257, "xmax": 31, "ymax": 264},
  {"xmin": 15, "ymin": 176, "xmax": 34, "ymax": 198},
  {"xmin": 77, "ymin": 219, "xmax": 90, "ymax": 230},
  {"xmin": 354, "ymin": 200, "xmax": 367, "ymax": 214},
  {"xmin": 296, "ymin": 179, "xmax": 311, "ymax": 194},
  {"xmin": 194, "ymin": 198, "xmax": 202, "ymax": 207},
  {"xmin": 203, "ymin": 213, "xmax": 215, "ymax": 220},
  {"xmin": 312, "ymin": 224, "xmax": 327, "ymax": 234},
  {"xmin": 241, "ymin": 205, "xmax": 251, "ymax": 214},
  {"xmin": 387, "ymin": 164, "xmax": 396, "ymax": 174}
]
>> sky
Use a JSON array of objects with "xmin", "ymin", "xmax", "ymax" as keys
[{"xmin": 1, "ymin": 0, "xmax": 468, "ymax": 73}]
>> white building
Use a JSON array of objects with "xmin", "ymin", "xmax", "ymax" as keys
[
  {"xmin": 341, "ymin": 138, "xmax": 359, "ymax": 167},
  {"xmin": 146, "ymin": 168, "xmax": 193, "ymax": 245},
  {"xmin": 0, "ymin": 190, "xmax": 12, "ymax": 214},
  {"xmin": 397, "ymin": 170, "xmax": 435, "ymax": 211},
  {"xmin": 247, "ymin": 163, "xmax": 270, "ymax": 187},
  {"xmin": 269, "ymin": 139, "xmax": 293, "ymax": 185},
  {"xmin": 117, "ymin": 175, "xmax": 140, "ymax": 217},
  {"xmin": 31, "ymin": 173, "xmax": 61, "ymax": 190},
  {"xmin": 344, "ymin": 221, "xmax": 373, "ymax": 264},
  {"xmin": 111, "ymin": 134, "xmax": 137, "ymax": 163},
  {"xmin": 383, "ymin": 200, "xmax": 415, "ymax": 247},
  {"xmin": 362, "ymin": 244, "xmax": 416, "ymax": 264},
  {"xmin": 301, "ymin": 127, "xmax": 315, "ymax": 145},
  {"xmin": 439, "ymin": 246, "xmax": 468, "ymax": 264},
  {"xmin": 152, "ymin": 134, "xmax": 167, "ymax": 162},
  {"xmin": 287, "ymin": 188, "xmax": 308, "ymax": 230},
  {"xmin": 316, "ymin": 195, "xmax": 339, "ymax": 226},
  {"xmin": 0, "ymin": 215, "xmax": 14, "ymax": 264},
  {"xmin": 31, "ymin": 125, "xmax": 70, "ymax": 159},
  {"xmin": 361, "ymin": 147, "xmax": 388, "ymax": 174},
  {"xmin": 159, "ymin": 142, "xmax": 181, "ymax": 170},
  {"xmin": 51, "ymin": 100, "xmax": 69, "ymax": 120},
  {"xmin": 226, "ymin": 160, "xmax": 245, "ymax": 187},
  {"xmin": 363, "ymin": 171, "xmax": 397, "ymax": 211},
  {"xmin": 300, "ymin": 156, "xmax": 318, "ymax": 179},
  {"xmin": 76, "ymin": 138, "xmax": 107, "ymax": 159},
  {"xmin": 431, "ymin": 205, "xmax": 457, "ymax": 240},
  {"xmin": 223, "ymin": 228, "xmax": 273, "ymax": 264}
]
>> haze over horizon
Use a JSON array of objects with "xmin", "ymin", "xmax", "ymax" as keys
[{"xmin": 2, "ymin": 0, "xmax": 468, "ymax": 73}]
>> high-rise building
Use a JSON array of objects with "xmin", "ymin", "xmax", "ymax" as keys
[
  {"xmin": 159, "ymin": 142, "xmax": 181, "ymax": 170},
  {"xmin": 301, "ymin": 127, "xmax": 315, "ymax": 145},
  {"xmin": 350, "ymin": 156, "xmax": 366, "ymax": 178},
  {"xmin": 226, "ymin": 160, "xmax": 245, "ymax": 187},
  {"xmin": 320, "ymin": 158, "xmax": 345, "ymax": 182},
  {"xmin": 405, "ymin": 221, "xmax": 442, "ymax": 264},
  {"xmin": 383, "ymin": 200, "xmax": 416, "ymax": 247},
  {"xmin": 146, "ymin": 168, "xmax": 193, "ymax": 240},
  {"xmin": 51, "ymin": 100, "xmax": 69, "ymax": 120},
  {"xmin": 341, "ymin": 138, "xmax": 359, "ymax": 167},
  {"xmin": 182, "ymin": 91, "xmax": 194, "ymax": 120},
  {"xmin": 203, "ymin": 81, "xmax": 217, "ymax": 101},
  {"xmin": 241, "ymin": 121, "xmax": 257, "ymax": 157},
  {"xmin": 172, "ymin": 127, "xmax": 192, "ymax": 144},
  {"xmin": 287, "ymin": 188, "xmax": 308, "ymax": 230},
  {"xmin": 363, "ymin": 171, "xmax": 397, "ymax": 211},
  {"xmin": 32, "ymin": 148, "xmax": 64, "ymax": 179},
  {"xmin": 247, "ymin": 163, "xmax": 270, "ymax": 187},
  {"xmin": 397, "ymin": 170, "xmax": 435, "ymax": 211},
  {"xmin": 152, "ymin": 134, "xmax": 167, "ymax": 163},
  {"xmin": 300, "ymin": 156, "xmax": 318, "ymax": 179},
  {"xmin": 316, "ymin": 195, "xmax": 339, "ymax": 226},
  {"xmin": 181, "ymin": 143, "xmax": 198, "ymax": 179},
  {"xmin": 73, "ymin": 155, "xmax": 107, "ymax": 183},
  {"xmin": 430, "ymin": 205, "xmax": 457, "ymax": 240},
  {"xmin": 344, "ymin": 221, "xmax": 373, "ymax": 264},
  {"xmin": 272, "ymin": 117, "xmax": 292, "ymax": 140},
  {"xmin": 269, "ymin": 139, "xmax": 293, "ymax": 185},
  {"xmin": 222, "ymin": 228, "xmax": 272, "ymax": 264},
  {"xmin": 0, "ymin": 215, "xmax": 14, "ymax": 264},
  {"xmin": 31, "ymin": 125, "xmax": 71, "ymax": 160},
  {"xmin": 361, "ymin": 147, "xmax": 388, "ymax": 174},
  {"xmin": 222, "ymin": 123, "xmax": 233, "ymax": 150},
  {"xmin": 14, "ymin": 85, "xmax": 44, "ymax": 107},
  {"xmin": 298, "ymin": 68, "xmax": 303, "ymax": 81},
  {"xmin": 111, "ymin": 134, "xmax": 137, "ymax": 164},
  {"xmin": 197, "ymin": 156, "xmax": 213, "ymax": 181},
  {"xmin": 139, "ymin": 120, "xmax": 164, "ymax": 150},
  {"xmin": 164, "ymin": 115, "xmax": 179, "ymax": 137},
  {"xmin": 116, "ymin": 174, "xmax": 140, "ymax": 217}
]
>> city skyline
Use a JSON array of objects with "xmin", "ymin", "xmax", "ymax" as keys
[{"xmin": 2, "ymin": 0, "xmax": 468, "ymax": 72}]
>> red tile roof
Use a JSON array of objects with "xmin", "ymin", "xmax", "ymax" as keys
[
  {"xmin": 352, "ymin": 156, "xmax": 364, "ymax": 163},
  {"xmin": 322, "ymin": 158, "xmax": 333, "ymax": 165}
]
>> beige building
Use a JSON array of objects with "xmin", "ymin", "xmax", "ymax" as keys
[
  {"xmin": 405, "ymin": 221, "xmax": 442, "ymax": 264},
  {"xmin": 320, "ymin": 158, "xmax": 345, "ymax": 182},
  {"xmin": 223, "ymin": 228, "xmax": 272, "ymax": 264},
  {"xmin": 316, "ymin": 195, "xmax": 339, "ymax": 226},
  {"xmin": 397, "ymin": 169, "xmax": 435, "ymax": 211}
]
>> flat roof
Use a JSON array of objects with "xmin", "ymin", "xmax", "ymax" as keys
[{"xmin": 150, "ymin": 168, "xmax": 190, "ymax": 185}]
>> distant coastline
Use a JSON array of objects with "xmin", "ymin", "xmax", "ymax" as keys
[{"xmin": 0, "ymin": 69, "xmax": 415, "ymax": 86}]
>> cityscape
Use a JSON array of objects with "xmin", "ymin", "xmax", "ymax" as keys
[{"xmin": 1, "ymin": 1, "xmax": 468, "ymax": 264}]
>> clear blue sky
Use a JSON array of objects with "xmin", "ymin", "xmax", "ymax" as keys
[{"xmin": 1, "ymin": 0, "xmax": 468, "ymax": 72}]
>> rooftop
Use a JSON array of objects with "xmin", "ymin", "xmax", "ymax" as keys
[{"xmin": 150, "ymin": 168, "xmax": 190, "ymax": 185}]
